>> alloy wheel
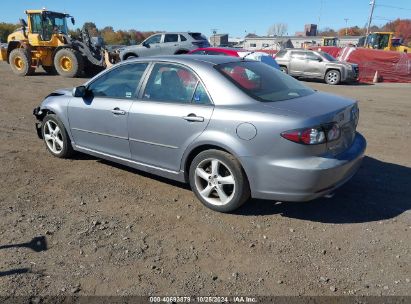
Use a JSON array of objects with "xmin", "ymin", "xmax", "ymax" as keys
[
  {"xmin": 44, "ymin": 121, "xmax": 64, "ymax": 154},
  {"xmin": 194, "ymin": 158, "xmax": 236, "ymax": 206},
  {"xmin": 327, "ymin": 71, "xmax": 339, "ymax": 84}
]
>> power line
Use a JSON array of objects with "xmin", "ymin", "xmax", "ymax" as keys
[
  {"xmin": 377, "ymin": 4, "xmax": 411, "ymax": 11},
  {"xmin": 373, "ymin": 16, "xmax": 394, "ymax": 21}
]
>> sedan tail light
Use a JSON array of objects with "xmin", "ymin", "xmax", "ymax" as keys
[{"xmin": 281, "ymin": 123, "xmax": 340, "ymax": 145}]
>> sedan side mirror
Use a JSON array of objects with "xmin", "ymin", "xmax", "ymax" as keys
[
  {"xmin": 142, "ymin": 41, "xmax": 150, "ymax": 48},
  {"xmin": 73, "ymin": 86, "xmax": 87, "ymax": 97}
]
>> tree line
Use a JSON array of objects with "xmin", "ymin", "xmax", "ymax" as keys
[{"xmin": 1, "ymin": 19, "xmax": 410, "ymax": 46}]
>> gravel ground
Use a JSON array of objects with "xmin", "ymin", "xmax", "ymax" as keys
[{"xmin": 0, "ymin": 63, "xmax": 410, "ymax": 297}]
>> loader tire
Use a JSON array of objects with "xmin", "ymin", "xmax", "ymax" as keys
[
  {"xmin": 54, "ymin": 48, "xmax": 84, "ymax": 78},
  {"xmin": 9, "ymin": 48, "xmax": 35, "ymax": 76}
]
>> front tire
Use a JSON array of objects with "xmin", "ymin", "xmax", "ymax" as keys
[
  {"xmin": 325, "ymin": 69, "xmax": 341, "ymax": 85},
  {"xmin": 189, "ymin": 150, "xmax": 250, "ymax": 213},
  {"xmin": 280, "ymin": 66, "xmax": 288, "ymax": 74},
  {"xmin": 42, "ymin": 114, "xmax": 74, "ymax": 158},
  {"xmin": 54, "ymin": 48, "xmax": 84, "ymax": 78},
  {"xmin": 9, "ymin": 48, "xmax": 35, "ymax": 76}
]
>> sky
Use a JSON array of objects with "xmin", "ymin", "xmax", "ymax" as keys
[{"xmin": 2, "ymin": 0, "xmax": 411, "ymax": 37}]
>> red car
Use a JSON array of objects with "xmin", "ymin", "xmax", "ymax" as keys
[
  {"xmin": 188, "ymin": 47, "xmax": 246, "ymax": 57},
  {"xmin": 188, "ymin": 47, "xmax": 281, "ymax": 70}
]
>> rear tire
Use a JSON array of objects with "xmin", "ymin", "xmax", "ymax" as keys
[
  {"xmin": 9, "ymin": 48, "xmax": 35, "ymax": 76},
  {"xmin": 124, "ymin": 54, "xmax": 137, "ymax": 60},
  {"xmin": 325, "ymin": 69, "xmax": 341, "ymax": 85},
  {"xmin": 189, "ymin": 149, "xmax": 250, "ymax": 213},
  {"xmin": 280, "ymin": 66, "xmax": 288, "ymax": 74},
  {"xmin": 54, "ymin": 48, "xmax": 84, "ymax": 78},
  {"xmin": 42, "ymin": 114, "xmax": 74, "ymax": 158}
]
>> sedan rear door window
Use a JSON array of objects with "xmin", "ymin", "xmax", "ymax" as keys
[
  {"xmin": 164, "ymin": 34, "xmax": 178, "ymax": 43},
  {"xmin": 206, "ymin": 51, "xmax": 229, "ymax": 56},
  {"xmin": 143, "ymin": 63, "xmax": 199, "ymax": 103}
]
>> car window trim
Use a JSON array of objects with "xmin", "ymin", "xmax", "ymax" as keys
[
  {"xmin": 85, "ymin": 61, "xmax": 151, "ymax": 100},
  {"xmin": 137, "ymin": 61, "xmax": 214, "ymax": 106}
]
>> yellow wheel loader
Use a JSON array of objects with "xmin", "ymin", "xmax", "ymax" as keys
[
  {"xmin": 0, "ymin": 9, "xmax": 116, "ymax": 77},
  {"xmin": 364, "ymin": 32, "xmax": 409, "ymax": 53},
  {"xmin": 322, "ymin": 37, "xmax": 339, "ymax": 47}
]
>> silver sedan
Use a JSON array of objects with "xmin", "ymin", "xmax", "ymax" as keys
[{"xmin": 33, "ymin": 55, "xmax": 366, "ymax": 212}]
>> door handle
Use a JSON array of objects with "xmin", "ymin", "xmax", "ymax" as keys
[
  {"xmin": 182, "ymin": 114, "xmax": 204, "ymax": 122},
  {"xmin": 111, "ymin": 107, "xmax": 126, "ymax": 115}
]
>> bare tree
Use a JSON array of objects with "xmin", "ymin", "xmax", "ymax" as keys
[{"xmin": 267, "ymin": 23, "xmax": 288, "ymax": 37}]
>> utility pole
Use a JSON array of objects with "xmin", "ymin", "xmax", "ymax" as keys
[
  {"xmin": 344, "ymin": 18, "xmax": 349, "ymax": 36},
  {"xmin": 211, "ymin": 29, "xmax": 218, "ymax": 47},
  {"xmin": 366, "ymin": 0, "xmax": 376, "ymax": 37}
]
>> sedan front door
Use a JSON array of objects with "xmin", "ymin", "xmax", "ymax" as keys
[
  {"xmin": 304, "ymin": 52, "xmax": 324, "ymax": 77},
  {"xmin": 68, "ymin": 62, "xmax": 149, "ymax": 159},
  {"xmin": 128, "ymin": 63, "xmax": 214, "ymax": 172},
  {"xmin": 139, "ymin": 34, "xmax": 163, "ymax": 57}
]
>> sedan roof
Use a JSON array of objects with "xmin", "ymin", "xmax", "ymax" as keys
[{"xmin": 124, "ymin": 54, "xmax": 245, "ymax": 66}]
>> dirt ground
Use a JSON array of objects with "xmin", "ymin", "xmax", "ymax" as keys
[{"xmin": 0, "ymin": 62, "xmax": 410, "ymax": 297}]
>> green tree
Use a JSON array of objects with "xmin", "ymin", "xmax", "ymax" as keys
[
  {"xmin": 0, "ymin": 22, "xmax": 19, "ymax": 42},
  {"xmin": 83, "ymin": 22, "xmax": 98, "ymax": 36}
]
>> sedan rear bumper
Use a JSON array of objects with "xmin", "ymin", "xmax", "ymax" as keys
[{"xmin": 241, "ymin": 132, "xmax": 366, "ymax": 201}]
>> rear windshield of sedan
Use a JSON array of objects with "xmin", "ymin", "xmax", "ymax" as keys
[
  {"xmin": 189, "ymin": 33, "xmax": 208, "ymax": 41},
  {"xmin": 215, "ymin": 61, "xmax": 314, "ymax": 102}
]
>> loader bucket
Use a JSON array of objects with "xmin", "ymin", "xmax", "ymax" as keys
[
  {"xmin": 0, "ymin": 47, "xmax": 7, "ymax": 62},
  {"xmin": 104, "ymin": 50, "xmax": 113, "ymax": 69}
]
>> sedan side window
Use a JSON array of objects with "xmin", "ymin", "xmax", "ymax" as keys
[
  {"xmin": 164, "ymin": 34, "xmax": 178, "ymax": 43},
  {"xmin": 145, "ymin": 34, "xmax": 162, "ymax": 45},
  {"xmin": 88, "ymin": 63, "xmax": 148, "ymax": 99},
  {"xmin": 143, "ymin": 63, "xmax": 200, "ymax": 104},
  {"xmin": 306, "ymin": 53, "xmax": 320, "ymax": 61},
  {"xmin": 207, "ymin": 51, "xmax": 228, "ymax": 56},
  {"xmin": 291, "ymin": 51, "xmax": 306, "ymax": 59},
  {"xmin": 191, "ymin": 50, "xmax": 206, "ymax": 55},
  {"xmin": 192, "ymin": 82, "xmax": 211, "ymax": 104}
]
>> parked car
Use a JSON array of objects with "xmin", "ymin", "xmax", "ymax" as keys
[
  {"xmin": 33, "ymin": 55, "xmax": 366, "ymax": 212},
  {"xmin": 189, "ymin": 47, "xmax": 280, "ymax": 69},
  {"xmin": 119, "ymin": 32, "xmax": 210, "ymax": 60},
  {"xmin": 275, "ymin": 49, "xmax": 359, "ymax": 85}
]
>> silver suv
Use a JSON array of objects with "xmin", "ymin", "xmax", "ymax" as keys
[
  {"xmin": 119, "ymin": 32, "xmax": 210, "ymax": 60},
  {"xmin": 275, "ymin": 49, "xmax": 359, "ymax": 85}
]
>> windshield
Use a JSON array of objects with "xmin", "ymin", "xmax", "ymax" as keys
[
  {"xmin": 366, "ymin": 33, "xmax": 390, "ymax": 49},
  {"xmin": 319, "ymin": 51, "xmax": 337, "ymax": 62},
  {"xmin": 43, "ymin": 12, "xmax": 68, "ymax": 34},
  {"xmin": 216, "ymin": 61, "xmax": 314, "ymax": 102}
]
